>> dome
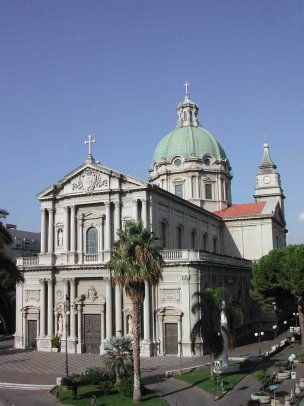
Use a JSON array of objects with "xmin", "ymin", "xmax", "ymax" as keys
[{"xmin": 152, "ymin": 125, "xmax": 227, "ymax": 163}]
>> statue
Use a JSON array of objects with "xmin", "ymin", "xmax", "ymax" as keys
[
  {"xmin": 57, "ymin": 229, "xmax": 63, "ymax": 246},
  {"xmin": 58, "ymin": 314, "xmax": 63, "ymax": 334},
  {"xmin": 127, "ymin": 315, "xmax": 133, "ymax": 334}
]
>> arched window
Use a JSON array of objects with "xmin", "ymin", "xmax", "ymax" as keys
[
  {"xmin": 212, "ymin": 236, "xmax": 217, "ymax": 253},
  {"xmin": 177, "ymin": 225, "xmax": 183, "ymax": 249},
  {"xmin": 203, "ymin": 233, "xmax": 208, "ymax": 251},
  {"xmin": 191, "ymin": 229, "xmax": 196, "ymax": 249},
  {"xmin": 160, "ymin": 221, "xmax": 167, "ymax": 248},
  {"xmin": 86, "ymin": 227, "xmax": 98, "ymax": 254}
]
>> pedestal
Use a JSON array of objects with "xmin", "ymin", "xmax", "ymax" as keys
[
  {"xmin": 61, "ymin": 338, "xmax": 77, "ymax": 354},
  {"xmin": 140, "ymin": 339, "xmax": 153, "ymax": 357},
  {"xmin": 14, "ymin": 333, "xmax": 24, "ymax": 349},
  {"xmin": 68, "ymin": 252, "xmax": 78, "ymax": 264},
  {"xmin": 37, "ymin": 337, "xmax": 52, "ymax": 352}
]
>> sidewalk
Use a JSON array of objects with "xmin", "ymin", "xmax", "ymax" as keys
[{"xmin": 0, "ymin": 332, "xmax": 302, "ymax": 405}]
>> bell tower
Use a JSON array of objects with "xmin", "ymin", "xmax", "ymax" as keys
[{"xmin": 254, "ymin": 142, "xmax": 285, "ymax": 214}]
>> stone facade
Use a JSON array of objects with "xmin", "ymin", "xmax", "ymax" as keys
[{"xmin": 15, "ymin": 93, "xmax": 286, "ymax": 356}]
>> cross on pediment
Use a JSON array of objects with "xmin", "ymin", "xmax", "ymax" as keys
[{"xmin": 84, "ymin": 134, "xmax": 96, "ymax": 156}]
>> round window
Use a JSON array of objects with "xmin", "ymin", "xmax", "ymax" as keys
[
  {"xmin": 174, "ymin": 159, "xmax": 182, "ymax": 167},
  {"xmin": 204, "ymin": 158, "xmax": 211, "ymax": 166}
]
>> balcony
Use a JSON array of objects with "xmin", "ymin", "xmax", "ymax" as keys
[{"xmin": 17, "ymin": 249, "xmax": 251, "ymax": 269}]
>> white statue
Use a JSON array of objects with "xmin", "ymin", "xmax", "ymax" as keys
[
  {"xmin": 220, "ymin": 300, "xmax": 229, "ymax": 368},
  {"xmin": 127, "ymin": 315, "xmax": 133, "ymax": 334},
  {"xmin": 58, "ymin": 314, "xmax": 63, "ymax": 334}
]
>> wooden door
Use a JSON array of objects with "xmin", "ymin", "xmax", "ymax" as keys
[
  {"xmin": 27, "ymin": 320, "xmax": 37, "ymax": 349},
  {"xmin": 165, "ymin": 323, "xmax": 178, "ymax": 355},
  {"xmin": 84, "ymin": 314, "xmax": 101, "ymax": 354}
]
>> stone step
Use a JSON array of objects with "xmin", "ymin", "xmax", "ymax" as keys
[{"xmin": 0, "ymin": 382, "xmax": 54, "ymax": 390}]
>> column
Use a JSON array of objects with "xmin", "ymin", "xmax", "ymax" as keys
[
  {"xmin": 105, "ymin": 278, "xmax": 112, "ymax": 338},
  {"xmin": 114, "ymin": 202, "xmax": 121, "ymax": 241},
  {"xmin": 47, "ymin": 279, "xmax": 54, "ymax": 337},
  {"xmin": 62, "ymin": 279, "xmax": 69, "ymax": 339},
  {"xmin": 133, "ymin": 199, "xmax": 139, "ymax": 221},
  {"xmin": 39, "ymin": 279, "xmax": 46, "ymax": 337},
  {"xmin": 77, "ymin": 214, "xmax": 84, "ymax": 253},
  {"xmin": 149, "ymin": 196, "xmax": 154, "ymax": 229},
  {"xmin": 105, "ymin": 202, "xmax": 111, "ymax": 251},
  {"xmin": 70, "ymin": 205, "xmax": 76, "ymax": 252},
  {"xmin": 70, "ymin": 279, "xmax": 76, "ymax": 338},
  {"xmin": 142, "ymin": 199, "xmax": 148, "ymax": 227},
  {"xmin": 115, "ymin": 285, "xmax": 122, "ymax": 336},
  {"xmin": 77, "ymin": 304, "xmax": 82, "ymax": 351},
  {"xmin": 143, "ymin": 281, "xmax": 151, "ymax": 341},
  {"xmin": 40, "ymin": 209, "xmax": 47, "ymax": 253},
  {"xmin": 48, "ymin": 209, "xmax": 54, "ymax": 253},
  {"xmin": 64, "ymin": 207, "xmax": 70, "ymax": 252},
  {"xmin": 99, "ymin": 216, "xmax": 105, "ymax": 253}
]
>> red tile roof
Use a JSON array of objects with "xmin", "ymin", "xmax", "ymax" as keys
[{"xmin": 213, "ymin": 202, "xmax": 266, "ymax": 218}]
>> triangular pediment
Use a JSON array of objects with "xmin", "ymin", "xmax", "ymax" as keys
[{"xmin": 37, "ymin": 160, "xmax": 147, "ymax": 200}]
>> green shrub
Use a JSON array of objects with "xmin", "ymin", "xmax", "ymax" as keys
[
  {"xmin": 51, "ymin": 334, "xmax": 61, "ymax": 349},
  {"xmin": 296, "ymin": 353, "xmax": 304, "ymax": 362},
  {"xmin": 98, "ymin": 379, "xmax": 114, "ymax": 395},
  {"xmin": 117, "ymin": 376, "xmax": 134, "ymax": 397},
  {"xmin": 84, "ymin": 367, "xmax": 105, "ymax": 385}
]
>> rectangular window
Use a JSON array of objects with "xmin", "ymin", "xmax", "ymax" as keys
[
  {"xmin": 205, "ymin": 184, "xmax": 212, "ymax": 200},
  {"xmin": 175, "ymin": 184, "xmax": 183, "ymax": 198}
]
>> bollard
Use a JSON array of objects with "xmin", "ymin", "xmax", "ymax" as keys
[{"xmin": 90, "ymin": 394, "xmax": 96, "ymax": 406}]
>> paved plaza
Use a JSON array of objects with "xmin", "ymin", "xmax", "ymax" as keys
[{"xmin": 0, "ymin": 333, "xmax": 303, "ymax": 405}]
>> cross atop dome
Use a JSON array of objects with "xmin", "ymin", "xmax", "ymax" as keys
[
  {"xmin": 184, "ymin": 81, "xmax": 190, "ymax": 96},
  {"xmin": 176, "ymin": 82, "xmax": 200, "ymax": 128}
]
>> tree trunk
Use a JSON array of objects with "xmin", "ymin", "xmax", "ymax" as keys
[
  {"xmin": 132, "ymin": 300, "xmax": 142, "ymax": 403},
  {"xmin": 297, "ymin": 299, "xmax": 304, "ymax": 352},
  {"xmin": 71, "ymin": 386, "xmax": 77, "ymax": 400},
  {"xmin": 210, "ymin": 353, "xmax": 214, "ymax": 378}
]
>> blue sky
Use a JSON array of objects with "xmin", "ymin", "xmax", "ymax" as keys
[{"xmin": 1, "ymin": 0, "xmax": 303, "ymax": 243}]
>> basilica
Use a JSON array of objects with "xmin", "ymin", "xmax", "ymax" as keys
[{"xmin": 15, "ymin": 90, "xmax": 286, "ymax": 356}]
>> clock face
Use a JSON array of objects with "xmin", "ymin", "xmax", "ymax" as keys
[{"xmin": 263, "ymin": 176, "xmax": 271, "ymax": 184}]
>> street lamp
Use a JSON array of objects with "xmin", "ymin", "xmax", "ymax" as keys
[
  {"xmin": 64, "ymin": 295, "xmax": 70, "ymax": 376},
  {"xmin": 272, "ymin": 325, "xmax": 278, "ymax": 340},
  {"xmin": 293, "ymin": 312, "xmax": 299, "ymax": 328},
  {"xmin": 254, "ymin": 331, "xmax": 264, "ymax": 357}
]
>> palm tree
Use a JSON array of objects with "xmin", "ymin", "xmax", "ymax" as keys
[
  {"xmin": 104, "ymin": 336, "xmax": 133, "ymax": 384},
  {"xmin": 0, "ymin": 210, "xmax": 24, "ymax": 332},
  {"xmin": 191, "ymin": 287, "xmax": 242, "ymax": 377},
  {"xmin": 110, "ymin": 220, "xmax": 164, "ymax": 403}
]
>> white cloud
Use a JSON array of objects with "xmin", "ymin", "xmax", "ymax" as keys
[{"xmin": 299, "ymin": 212, "xmax": 304, "ymax": 222}]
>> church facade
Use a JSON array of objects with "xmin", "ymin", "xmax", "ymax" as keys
[{"xmin": 15, "ymin": 91, "xmax": 286, "ymax": 356}]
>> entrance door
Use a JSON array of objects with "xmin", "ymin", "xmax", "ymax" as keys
[
  {"xmin": 84, "ymin": 314, "xmax": 101, "ymax": 353},
  {"xmin": 27, "ymin": 320, "xmax": 37, "ymax": 349},
  {"xmin": 165, "ymin": 323, "xmax": 178, "ymax": 355}
]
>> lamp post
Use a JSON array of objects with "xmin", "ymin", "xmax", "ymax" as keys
[
  {"xmin": 293, "ymin": 312, "xmax": 299, "ymax": 328},
  {"xmin": 64, "ymin": 295, "xmax": 70, "ymax": 376},
  {"xmin": 254, "ymin": 331, "xmax": 264, "ymax": 357},
  {"xmin": 272, "ymin": 325, "xmax": 278, "ymax": 340}
]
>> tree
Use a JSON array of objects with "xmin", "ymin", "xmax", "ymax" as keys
[
  {"xmin": 104, "ymin": 336, "xmax": 133, "ymax": 384},
  {"xmin": 251, "ymin": 245, "xmax": 304, "ymax": 351},
  {"xmin": 61, "ymin": 373, "xmax": 86, "ymax": 400},
  {"xmin": 191, "ymin": 287, "xmax": 242, "ymax": 377},
  {"xmin": 110, "ymin": 220, "xmax": 164, "ymax": 403},
  {"xmin": 0, "ymin": 210, "xmax": 24, "ymax": 332}
]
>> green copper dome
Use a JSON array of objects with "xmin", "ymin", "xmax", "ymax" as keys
[{"xmin": 152, "ymin": 126, "xmax": 227, "ymax": 163}]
